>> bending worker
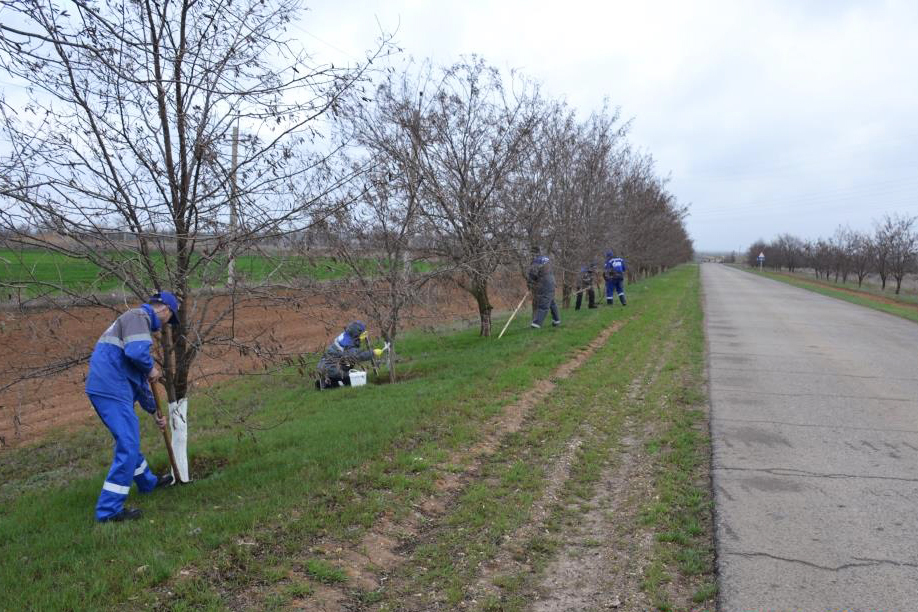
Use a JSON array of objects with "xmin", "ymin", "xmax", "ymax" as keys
[
  {"xmin": 575, "ymin": 262, "xmax": 598, "ymax": 310},
  {"xmin": 528, "ymin": 247, "xmax": 561, "ymax": 328},
  {"xmin": 85, "ymin": 291, "xmax": 180, "ymax": 523},
  {"xmin": 316, "ymin": 321, "xmax": 384, "ymax": 389},
  {"xmin": 603, "ymin": 250, "xmax": 628, "ymax": 306}
]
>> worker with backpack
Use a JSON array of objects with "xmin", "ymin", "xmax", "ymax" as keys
[{"xmin": 603, "ymin": 250, "xmax": 627, "ymax": 306}]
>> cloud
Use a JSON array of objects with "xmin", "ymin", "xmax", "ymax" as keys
[{"xmin": 301, "ymin": 0, "xmax": 918, "ymax": 250}]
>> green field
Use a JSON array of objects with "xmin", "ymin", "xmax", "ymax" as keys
[
  {"xmin": 0, "ymin": 248, "xmax": 432, "ymax": 298},
  {"xmin": 0, "ymin": 265, "xmax": 712, "ymax": 611}
]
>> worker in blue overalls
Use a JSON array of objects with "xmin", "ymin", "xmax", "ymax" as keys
[
  {"xmin": 85, "ymin": 291, "xmax": 180, "ymax": 522},
  {"xmin": 603, "ymin": 250, "xmax": 628, "ymax": 306},
  {"xmin": 315, "ymin": 321, "xmax": 384, "ymax": 389}
]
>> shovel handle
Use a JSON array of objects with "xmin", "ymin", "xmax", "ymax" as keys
[
  {"xmin": 498, "ymin": 290, "xmax": 530, "ymax": 339},
  {"xmin": 151, "ymin": 380, "xmax": 181, "ymax": 481}
]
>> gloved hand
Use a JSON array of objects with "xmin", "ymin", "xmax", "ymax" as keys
[{"xmin": 373, "ymin": 348, "xmax": 384, "ymax": 358}]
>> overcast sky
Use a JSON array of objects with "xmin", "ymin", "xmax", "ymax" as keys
[{"xmin": 299, "ymin": 0, "xmax": 918, "ymax": 252}]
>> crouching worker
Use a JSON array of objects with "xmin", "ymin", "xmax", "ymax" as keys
[
  {"xmin": 85, "ymin": 291, "xmax": 180, "ymax": 523},
  {"xmin": 316, "ymin": 321, "xmax": 384, "ymax": 389}
]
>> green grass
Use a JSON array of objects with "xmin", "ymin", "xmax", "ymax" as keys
[
  {"xmin": 743, "ymin": 266, "xmax": 918, "ymax": 324},
  {"xmin": 0, "ymin": 280, "xmax": 632, "ymax": 610},
  {"xmin": 637, "ymin": 269, "xmax": 715, "ymax": 610},
  {"xmin": 0, "ymin": 248, "xmax": 434, "ymax": 298},
  {"xmin": 360, "ymin": 265, "xmax": 715, "ymax": 612}
]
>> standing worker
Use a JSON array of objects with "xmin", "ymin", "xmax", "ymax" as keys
[
  {"xmin": 575, "ymin": 262, "xmax": 598, "ymax": 310},
  {"xmin": 603, "ymin": 250, "xmax": 628, "ymax": 306},
  {"xmin": 528, "ymin": 247, "xmax": 561, "ymax": 328},
  {"xmin": 85, "ymin": 292, "xmax": 180, "ymax": 523},
  {"xmin": 315, "ymin": 321, "xmax": 384, "ymax": 389}
]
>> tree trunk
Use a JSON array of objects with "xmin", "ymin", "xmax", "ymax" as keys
[
  {"xmin": 388, "ymin": 342, "xmax": 397, "ymax": 383},
  {"xmin": 561, "ymin": 282, "xmax": 573, "ymax": 309},
  {"xmin": 473, "ymin": 282, "xmax": 493, "ymax": 337}
]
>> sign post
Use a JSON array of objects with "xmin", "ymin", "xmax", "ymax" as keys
[{"xmin": 757, "ymin": 252, "xmax": 765, "ymax": 270}]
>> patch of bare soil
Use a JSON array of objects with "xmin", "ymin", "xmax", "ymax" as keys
[
  {"xmin": 459, "ymin": 320, "xmax": 624, "ymax": 462},
  {"xmin": 219, "ymin": 319, "xmax": 625, "ymax": 610},
  {"xmin": 476, "ymin": 344, "xmax": 666, "ymax": 612},
  {"xmin": 530, "ymin": 422, "xmax": 657, "ymax": 612}
]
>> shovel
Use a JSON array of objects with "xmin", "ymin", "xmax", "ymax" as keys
[{"xmin": 151, "ymin": 380, "xmax": 183, "ymax": 483}]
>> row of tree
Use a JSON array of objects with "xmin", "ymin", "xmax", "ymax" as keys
[
  {"xmin": 0, "ymin": 0, "xmax": 691, "ymax": 410},
  {"xmin": 324, "ymin": 59, "xmax": 693, "ymax": 358},
  {"xmin": 746, "ymin": 213, "xmax": 918, "ymax": 294}
]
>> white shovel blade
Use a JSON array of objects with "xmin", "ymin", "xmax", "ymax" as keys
[{"xmin": 168, "ymin": 397, "xmax": 190, "ymax": 483}]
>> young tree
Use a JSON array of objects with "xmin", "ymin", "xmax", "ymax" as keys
[
  {"xmin": 849, "ymin": 230, "xmax": 875, "ymax": 288},
  {"xmin": 322, "ymin": 66, "xmax": 443, "ymax": 382},
  {"xmin": 877, "ymin": 213, "xmax": 918, "ymax": 294},
  {"xmin": 414, "ymin": 57, "xmax": 540, "ymax": 336},
  {"xmin": 874, "ymin": 219, "xmax": 895, "ymax": 290}
]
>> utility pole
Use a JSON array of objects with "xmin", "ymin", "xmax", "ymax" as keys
[{"xmin": 228, "ymin": 119, "xmax": 239, "ymax": 287}]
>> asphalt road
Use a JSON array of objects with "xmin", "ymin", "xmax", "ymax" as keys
[{"xmin": 703, "ymin": 264, "xmax": 918, "ymax": 612}]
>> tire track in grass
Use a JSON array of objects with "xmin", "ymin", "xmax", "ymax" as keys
[
  {"xmin": 528, "ymin": 332, "xmax": 677, "ymax": 612},
  {"xmin": 234, "ymin": 319, "xmax": 628, "ymax": 611},
  {"xmin": 464, "ymin": 328, "xmax": 670, "ymax": 610}
]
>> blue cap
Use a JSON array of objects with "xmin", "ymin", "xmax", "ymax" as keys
[
  {"xmin": 346, "ymin": 320, "xmax": 366, "ymax": 338},
  {"xmin": 149, "ymin": 291, "xmax": 180, "ymax": 326},
  {"xmin": 606, "ymin": 250, "xmax": 615, "ymax": 258}
]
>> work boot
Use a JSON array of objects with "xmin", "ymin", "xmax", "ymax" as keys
[
  {"xmin": 156, "ymin": 473, "xmax": 174, "ymax": 489},
  {"xmin": 99, "ymin": 507, "xmax": 142, "ymax": 523}
]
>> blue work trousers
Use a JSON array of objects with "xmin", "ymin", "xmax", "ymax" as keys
[
  {"xmin": 89, "ymin": 394, "xmax": 158, "ymax": 521},
  {"xmin": 605, "ymin": 279, "xmax": 626, "ymax": 305}
]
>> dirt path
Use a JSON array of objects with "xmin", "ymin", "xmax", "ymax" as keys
[
  {"xmin": 227, "ymin": 319, "xmax": 627, "ymax": 611},
  {"xmin": 523, "ymin": 337, "xmax": 674, "ymax": 612}
]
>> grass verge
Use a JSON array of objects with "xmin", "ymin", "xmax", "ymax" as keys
[
  {"xmin": 740, "ymin": 266, "xmax": 918, "ymax": 324},
  {"xmin": 0, "ymin": 278, "xmax": 635, "ymax": 610},
  {"xmin": 359, "ymin": 265, "xmax": 715, "ymax": 612}
]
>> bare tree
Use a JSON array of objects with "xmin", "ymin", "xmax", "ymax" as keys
[
  {"xmin": 877, "ymin": 213, "xmax": 918, "ymax": 294},
  {"xmin": 0, "ymin": 0, "xmax": 386, "ymax": 447},
  {"xmin": 321, "ymin": 67, "xmax": 445, "ymax": 382},
  {"xmin": 414, "ymin": 57, "xmax": 540, "ymax": 336},
  {"xmin": 849, "ymin": 230, "xmax": 875, "ymax": 288},
  {"xmin": 874, "ymin": 217, "xmax": 895, "ymax": 291}
]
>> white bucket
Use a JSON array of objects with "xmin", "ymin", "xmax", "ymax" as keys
[{"xmin": 349, "ymin": 370, "xmax": 367, "ymax": 387}]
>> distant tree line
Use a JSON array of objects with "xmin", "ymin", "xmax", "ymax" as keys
[{"xmin": 746, "ymin": 212, "xmax": 918, "ymax": 294}]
